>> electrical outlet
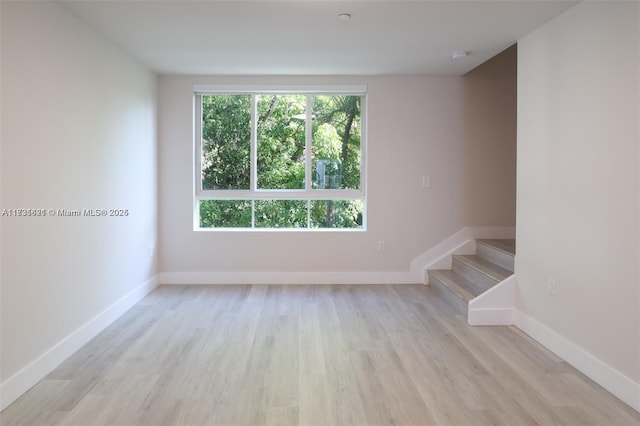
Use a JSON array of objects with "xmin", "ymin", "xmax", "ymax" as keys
[
  {"xmin": 378, "ymin": 240, "xmax": 385, "ymax": 252},
  {"xmin": 547, "ymin": 279, "xmax": 558, "ymax": 297},
  {"xmin": 422, "ymin": 176, "xmax": 431, "ymax": 188}
]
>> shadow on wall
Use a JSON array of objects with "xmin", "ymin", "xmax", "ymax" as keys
[{"xmin": 460, "ymin": 44, "xmax": 517, "ymax": 228}]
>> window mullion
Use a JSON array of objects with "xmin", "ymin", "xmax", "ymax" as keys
[
  {"xmin": 251, "ymin": 199, "xmax": 256, "ymax": 228},
  {"xmin": 305, "ymin": 95, "xmax": 313, "ymax": 192},
  {"xmin": 194, "ymin": 94, "xmax": 203, "ymax": 229},
  {"xmin": 251, "ymin": 95, "xmax": 258, "ymax": 228},
  {"xmin": 195, "ymin": 94, "xmax": 203, "ymax": 195},
  {"xmin": 360, "ymin": 97, "xmax": 367, "ymax": 195}
]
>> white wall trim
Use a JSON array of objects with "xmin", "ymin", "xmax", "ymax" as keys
[
  {"xmin": 411, "ymin": 228, "xmax": 474, "ymax": 285},
  {"xmin": 515, "ymin": 310, "xmax": 640, "ymax": 413},
  {"xmin": 159, "ymin": 271, "xmax": 419, "ymax": 285},
  {"xmin": 0, "ymin": 275, "xmax": 160, "ymax": 411},
  {"xmin": 468, "ymin": 308, "xmax": 516, "ymax": 326},
  {"xmin": 468, "ymin": 274, "xmax": 517, "ymax": 326},
  {"xmin": 193, "ymin": 84, "xmax": 368, "ymax": 95}
]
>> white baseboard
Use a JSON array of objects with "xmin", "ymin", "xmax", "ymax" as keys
[
  {"xmin": 159, "ymin": 271, "xmax": 419, "ymax": 285},
  {"xmin": 0, "ymin": 275, "xmax": 160, "ymax": 412},
  {"xmin": 410, "ymin": 228, "xmax": 474, "ymax": 282},
  {"xmin": 515, "ymin": 310, "xmax": 640, "ymax": 413},
  {"xmin": 468, "ymin": 308, "xmax": 516, "ymax": 326},
  {"xmin": 160, "ymin": 226, "xmax": 517, "ymax": 287}
]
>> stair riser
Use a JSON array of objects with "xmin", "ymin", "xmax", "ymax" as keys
[
  {"xmin": 428, "ymin": 273, "xmax": 468, "ymax": 316},
  {"xmin": 476, "ymin": 244, "xmax": 514, "ymax": 273},
  {"xmin": 452, "ymin": 258, "xmax": 498, "ymax": 293}
]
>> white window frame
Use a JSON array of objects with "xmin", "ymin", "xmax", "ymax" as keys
[{"xmin": 193, "ymin": 84, "xmax": 368, "ymax": 231}]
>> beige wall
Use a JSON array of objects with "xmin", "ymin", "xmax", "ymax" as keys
[
  {"xmin": 1, "ymin": 1, "xmax": 158, "ymax": 382},
  {"xmin": 158, "ymin": 65, "xmax": 516, "ymax": 278},
  {"xmin": 159, "ymin": 75, "xmax": 463, "ymax": 276},
  {"xmin": 517, "ymin": 1, "xmax": 639, "ymax": 382}
]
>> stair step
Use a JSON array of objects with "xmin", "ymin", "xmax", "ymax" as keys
[
  {"xmin": 452, "ymin": 255, "xmax": 511, "ymax": 292},
  {"xmin": 476, "ymin": 239, "xmax": 515, "ymax": 273},
  {"xmin": 429, "ymin": 269, "xmax": 486, "ymax": 299},
  {"xmin": 426, "ymin": 239, "xmax": 516, "ymax": 316},
  {"xmin": 428, "ymin": 270, "xmax": 472, "ymax": 315},
  {"xmin": 476, "ymin": 239, "xmax": 516, "ymax": 255}
]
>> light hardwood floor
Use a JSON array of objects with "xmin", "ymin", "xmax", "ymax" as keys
[{"xmin": 2, "ymin": 285, "xmax": 639, "ymax": 426}]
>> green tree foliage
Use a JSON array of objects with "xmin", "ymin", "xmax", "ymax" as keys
[
  {"xmin": 201, "ymin": 95, "xmax": 251, "ymax": 190},
  {"xmin": 199, "ymin": 200, "xmax": 251, "ymax": 228},
  {"xmin": 257, "ymin": 95, "xmax": 306, "ymax": 189},
  {"xmin": 255, "ymin": 200, "xmax": 307, "ymax": 228},
  {"xmin": 199, "ymin": 94, "xmax": 363, "ymax": 228},
  {"xmin": 312, "ymin": 95, "xmax": 361, "ymax": 190}
]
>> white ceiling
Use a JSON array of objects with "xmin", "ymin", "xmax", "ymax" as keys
[{"xmin": 58, "ymin": 0, "xmax": 577, "ymax": 76}]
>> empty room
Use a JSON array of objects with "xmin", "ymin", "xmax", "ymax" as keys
[{"xmin": 1, "ymin": 0, "xmax": 639, "ymax": 425}]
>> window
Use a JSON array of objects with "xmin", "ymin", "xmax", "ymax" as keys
[{"xmin": 194, "ymin": 85, "xmax": 366, "ymax": 230}]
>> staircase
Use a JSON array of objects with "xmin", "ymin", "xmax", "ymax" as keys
[{"xmin": 428, "ymin": 239, "xmax": 515, "ymax": 315}]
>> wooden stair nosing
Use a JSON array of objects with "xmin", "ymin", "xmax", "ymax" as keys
[{"xmin": 452, "ymin": 254, "xmax": 512, "ymax": 282}]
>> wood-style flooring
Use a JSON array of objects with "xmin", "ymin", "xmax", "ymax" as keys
[{"xmin": 2, "ymin": 285, "xmax": 639, "ymax": 425}]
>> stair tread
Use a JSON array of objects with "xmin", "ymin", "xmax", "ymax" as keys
[
  {"xmin": 432, "ymin": 268, "xmax": 497, "ymax": 298},
  {"xmin": 476, "ymin": 239, "xmax": 516, "ymax": 256},
  {"xmin": 429, "ymin": 270, "xmax": 476, "ymax": 301},
  {"xmin": 453, "ymin": 254, "xmax": 512, "ymax": 282}
]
